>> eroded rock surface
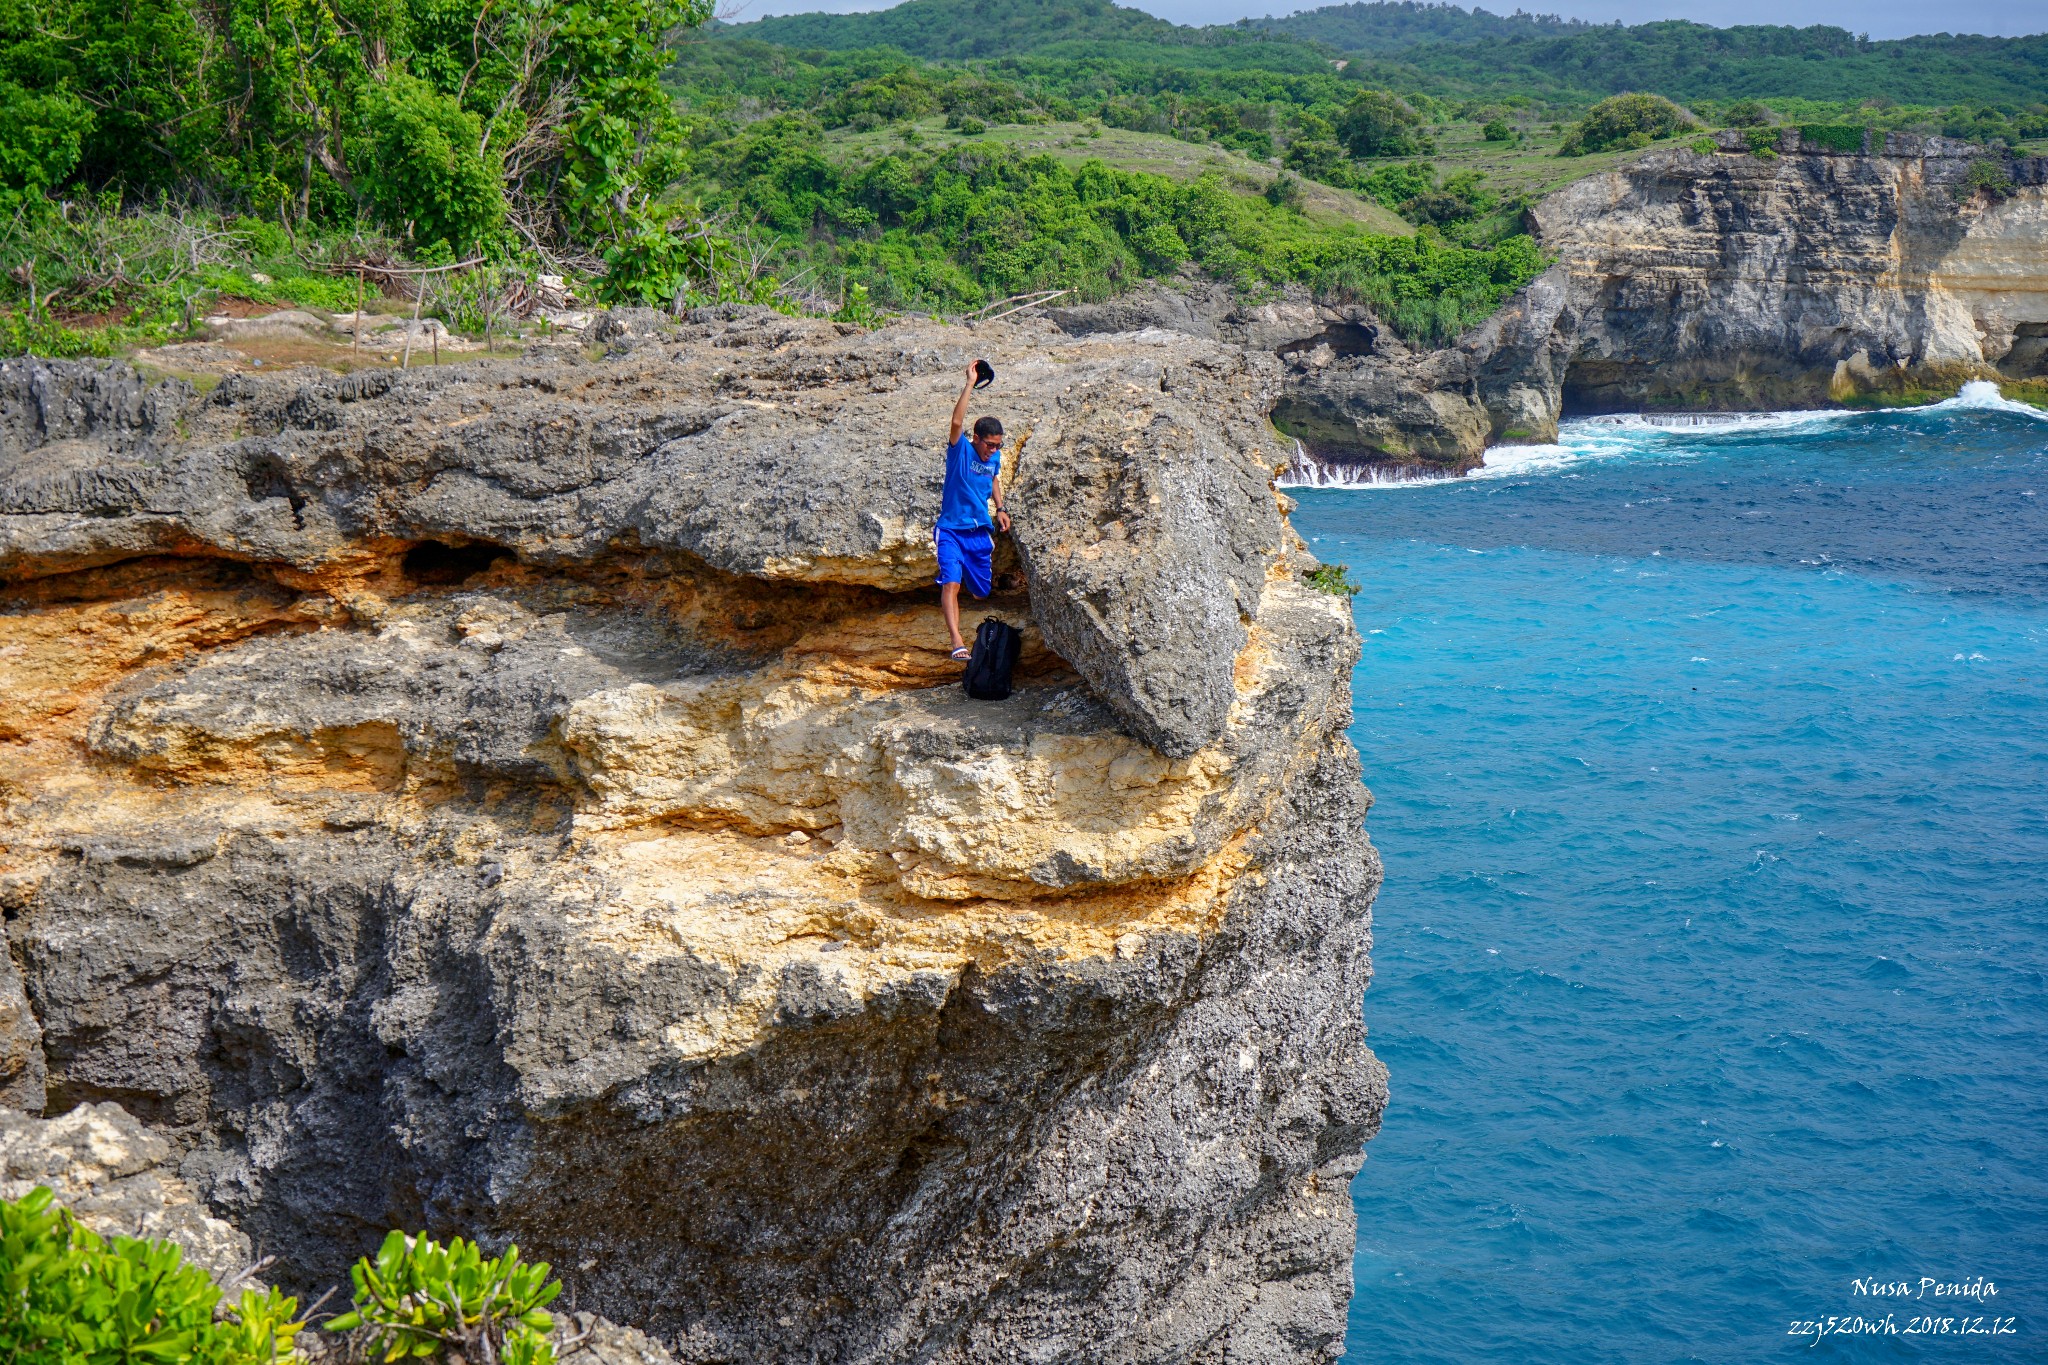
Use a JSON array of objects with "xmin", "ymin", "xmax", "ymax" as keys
[
  {"xmin": 0, "ymin": 1103, "xmax": 252, "ymax": 1282},
  {"xmin": 0, "ymin": 314, "xmax": 1382, "ymax": 1363}
]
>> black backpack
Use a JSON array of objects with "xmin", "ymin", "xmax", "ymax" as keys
[{"xmin": 963, "ymin": 617, "xmax": 1022, "ymax": 700}]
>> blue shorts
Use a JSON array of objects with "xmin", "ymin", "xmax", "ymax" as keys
[{"xmin": 934, "ymin": 525, "xmax": 993, "ymax": 597}]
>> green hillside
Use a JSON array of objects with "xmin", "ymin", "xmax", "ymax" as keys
[
  {"xmin": 668, "ymin": 0, "xmax": 2047, "ymax": 340},
  {"xmin": 10, "ymin": 0, "xmax": 2042, "ymax": 360},
  {"xmin": 736, "ymin": 0, "xmax": 2048, "ymax": 107},
  {"xmin": 740, "ymin": 0, "xmax": 1322, "ymax": 66},
  {"xmin": 1265, "ymin": 6, "xmax": 2048, "ymax": 106},
  {"xmin": 1256, "ymin": 0, "xmax": 1590, "ymax": 50}
]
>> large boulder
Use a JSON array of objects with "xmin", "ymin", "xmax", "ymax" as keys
[{"xmin": 1, "ymin": 317, "xmax": 1287, "ymax": 756}]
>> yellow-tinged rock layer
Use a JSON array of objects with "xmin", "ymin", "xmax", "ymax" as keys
[{"xmin": 1, "ymin": 548, "xmax": 1351, "ymax": 1075}]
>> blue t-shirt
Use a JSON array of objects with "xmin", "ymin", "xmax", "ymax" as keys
[{"xmin": 938, "ymin": 433, "xmax": 1001, "ymax": 533}]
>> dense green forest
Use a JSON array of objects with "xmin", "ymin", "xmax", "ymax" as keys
[
  {"xmin": 2, "ymin": 0, "xmax": 2043, "ymax": 358},
  {"xmin": 741, "ymin": 0, "xmax": 2048, "ymax": 108},
  {"xmin": 1268, "ymin": 8, "xmax": 2048, "ymax": 106},
  {"xmin": 742, "ymin": 0, "xmax": 1326, "ymax": 67}
]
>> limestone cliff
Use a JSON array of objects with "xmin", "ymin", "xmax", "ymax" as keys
[
  {"xmin": 1059, "ymin": 135, "xmax": 2048, "ymax": 478},
  {"xmin": 0, "ymin": 312, "xmax": 1384, "ymax": 1362},
  {"xmin": 1537, "ymin": 132, "xmax": 2048, "ymax": 416}
]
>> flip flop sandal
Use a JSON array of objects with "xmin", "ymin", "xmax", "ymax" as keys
[{"xmin": 950, "ymin": 646, "xmax": 972, "ymax": 661}]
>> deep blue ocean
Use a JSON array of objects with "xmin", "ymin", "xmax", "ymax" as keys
[{"xmin": 1295, "ymin": 386, "xmax": 2048, "ymax": 1364}]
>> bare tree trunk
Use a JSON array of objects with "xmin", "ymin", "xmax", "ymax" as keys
[{"xmin": 402, "ymin": 285, "xmax": 423, "ymax": 369}]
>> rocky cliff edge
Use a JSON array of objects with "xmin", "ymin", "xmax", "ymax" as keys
[{"xmin": 0, "ymin": 310, "xmax": 1384, "ymax": 1363}]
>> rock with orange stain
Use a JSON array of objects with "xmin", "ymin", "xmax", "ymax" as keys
[{"xmin": 3, "ymin": 312, "xmax": 1283, "ymax": 757}]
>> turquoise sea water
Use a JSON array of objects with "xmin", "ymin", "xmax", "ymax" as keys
[{"xmin": 1297, "ymin": 387, "xmax": 2048, "ymax": 1364}]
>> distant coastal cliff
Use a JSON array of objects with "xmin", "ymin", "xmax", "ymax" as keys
[
  {"xmin": 1056, "ymin": 134, "xmax": 2048, "ymax": 477},
  {"xmin": 1536, "ymin": 132, "xmax": 2048, "ymax": 414}
]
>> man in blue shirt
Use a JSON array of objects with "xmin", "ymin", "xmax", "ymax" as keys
[{"xmin": 936, "ymin": 361, "xmax": 1011, "ymax": 660}]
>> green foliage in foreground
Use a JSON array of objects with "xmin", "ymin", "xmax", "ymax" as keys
[
  {"xmin": 691, "ymin": 119, "xmax": 1544, "ymax": 340},
  {"xmin": 0, "ymin": 1186, "xmax": 301, "ymax": 1365},
  {"xmin": 328, "ymin": 1231, "xmax": 561, "ymax": 1365},
  {"xmin": 0, "ymin": 0, "xmax": 740, "ymax": 301},
  {"xmin": 1559, "ymin": 94, "xmax": 1699, "ymax": 156},
  {"xmin": 1304, "ymin": 563, "xmax": 1361, "ymax": 597}
]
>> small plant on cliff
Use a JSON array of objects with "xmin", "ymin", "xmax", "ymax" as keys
[
  {"xmin": 0, "ymin": 1186, "xmax": 303, "ymax": 1365},
  {"xmin": 1720, "ymin": 100, "xmax": 1779, "ymax": 129},
  {"xmin": 1956, "ymin": 160, "xmax": 2015, "ymax": 202},
  {"xmin": 325, "ymin": 1231, "xmax": 562, "ymax": 1365},
  {"xmin": 1558, "ymin": 94, "xmax": 1698, "ymax": 156},
  {"xmin": 1304, "ymin": 563, "xmax": 1361, "ymax": 598}
]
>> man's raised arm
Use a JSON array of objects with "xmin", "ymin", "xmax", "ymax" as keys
[{"xmin": 948, "ymin": 362, "xmax": 978, "ymax": 444}]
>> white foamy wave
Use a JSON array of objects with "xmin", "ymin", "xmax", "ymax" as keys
[
  {"xmin": 1919, "ymin": 380, "xmax": 2048, "ymax": 421},
  {"xmin": 1569, "ymin": 408, "xmax": 1857, "ymax": 440},
  {"xmin": 1464, "ymin": 442, "xmax": 1583, "ymax": 479},
  {"xmin": 1279, "ymin": 439, "xmax": 1460, "ymax": 489},
  {"xmin": 1286, "ymin": 384, "xmax": 2047, "ymax": 490},
  {"xmin": 1278, "ymin": 462, "xmax": 1458, "ymax": 489},
  {"xmin": 1575, "ymin": 410, "xmax": 1822, "ymax": 431}
]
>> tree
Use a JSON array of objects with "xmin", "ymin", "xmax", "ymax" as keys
[
  {"xmin": 1334, "ymin": 89, "xmax": 1428, "ymax": 159},
  {"xmin": 1558, "ymin": 93, "xmax": 1698, "ymax": 155}
]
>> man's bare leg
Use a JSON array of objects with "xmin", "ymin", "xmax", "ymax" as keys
[{"xmin": 941, "ymin": 581, "xmax": 965, "ymax": 653}]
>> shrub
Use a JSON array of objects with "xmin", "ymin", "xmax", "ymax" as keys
[
  {"xmin": 1401, "ymin": 190, "xmax": 1477, "ymax": 226},
  {"xmin": 325, "ymin": 1230, "xmax": 561, "ymax": 1365},
  {"xmin": 1335, "ymin": 89, "xmax": 1428, "ymax": 159},
  {"xmin": 1282, "ymin": 136, "xmax": 1352, "ymax": 185},
  {"xmin": 1799, "ymin": 124, "xmax": 1866, "ymax": 152},
  {"xmin": 1722, "ymin": 100, "xmax": 1778, "ymax": 128},
  {"xmin": 1956, "ymin": 159, "xmax": 2015, "ymax": 201},
  {"xmin": 0, "ymin": 1185, "xmax": 302, "ymax": 1365},
  {"xmin": 436, "ymin": 265, "xmax": 521, "ymax": 341},
  {"xmin": 1264, "ymin": 173, "xmax": 1306, "ymax": 212},
  {"xmin": 1357, "ymin": 160, "xmax": 1437, "ymax": 210},
  {"xmin": 1304, "ymin": 563, "xmax": 1360, "ymax": 597},
  {"xmin": 0, "ymin": 84, "xmax": 93, "ymax": 205},
  {"xmin": 1129, "ymin": 222, "xmax": 1190, "ymax": 271},
  {"xmin": 1689, "ymin": 136, "xmax": 1718, "ymax": 155},
  {"xmin": 1481, "ymin": 118, "xmax": 1513, "ymax": 142},
  {"xmin": 1744, "ymin": 127, "xmax": 1783, "ymax": 155},
  {"xmin": 350, "ymin": 76, "xmax": 507, "ymax": 255},
  {"xmin": 0, "ymin": 309, "xmax": 112, "ymax": 357},
  {"xmin": 1558, "ymin": 93, "xmax": 1697, "ymax": 156}
]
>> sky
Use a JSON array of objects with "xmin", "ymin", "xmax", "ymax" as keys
[{"xmin": 722, "ymin": 0, "xmax": 2045, "ymax": 41}]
